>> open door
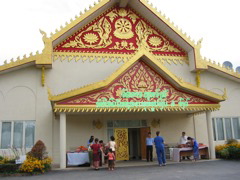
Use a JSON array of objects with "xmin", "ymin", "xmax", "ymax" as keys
[
  {"xmin": 114, "ymin": 128, "xmax": 129, "ymax": 160},
  {"xmin": 140, "ymin": 127, "xmax": 150, "ymax": 160}
]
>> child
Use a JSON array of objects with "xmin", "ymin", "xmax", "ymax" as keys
[
  {"xmin": 104, "ymin": 145, "xmax": 109, "ymax": 165},
  {"xmin": 105, "ymin": 148, "xmax": 115, "ymax": 171}
]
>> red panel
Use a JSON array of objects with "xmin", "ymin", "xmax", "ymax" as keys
[
  {"xmin": 57, "ymin": 61, "xmax": 216, "ymax": 105},
  {"xmin": 54, "ymin": 7, "xmax": 187, "ymax": 57}
]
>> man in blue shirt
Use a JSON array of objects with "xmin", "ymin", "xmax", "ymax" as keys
[
  {"xmin": 146, "ymin": 132, "xmax": 154, "ymax": 162},
  {"xmin": 154, "ymin": 131, "xmax": 166, "ymax": 166}
]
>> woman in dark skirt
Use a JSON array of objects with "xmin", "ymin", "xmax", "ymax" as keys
[{"xmin": 91, "ymin": 138, "xmax": 101, "ymax": 170}]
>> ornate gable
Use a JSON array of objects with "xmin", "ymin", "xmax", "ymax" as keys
[
  {"xmin": 54, "ymin": 7, "xmax": 187, "ymax": 63},
  {"xmin": 55, "ymin": 60, "xmax": 218, "ymax": 112}
]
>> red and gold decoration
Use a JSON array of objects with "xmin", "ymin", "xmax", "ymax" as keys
[
  {"xmin": 54, "ymin": 7, "xmax": 187, "ymax": 58},
  {"xmin": 56, "ymin": 61, "xmax": 216, "ymax": 107}
]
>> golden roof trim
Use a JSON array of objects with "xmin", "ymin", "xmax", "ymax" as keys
[
  {"xmin": 198, "ymin": 57, "xmax": 240, "ymax": 78},
  {"xmin": 0, "ymin": 53, "xmax": 40, "ymax": 72},
  {"xmin": 140, "ymin": 0, "xmax": 199, "ymax": 48},
  {"xmin": 49, "ymin": 47, "xmax": 225, "ymax": 102},
  {"xmin": 54, "ymin": 104, "xmax": 220, "ymax": 113},
  {"xmin": 53, "ymin": 52, "xmax": 188, "ymax": 64},
  {"xmin": 0, "ymin": 30, "xmax": 53, "ymax": 73},
  {"xmin": 50, "ymin": 0, "xmax": 111, "ymax": 41}
]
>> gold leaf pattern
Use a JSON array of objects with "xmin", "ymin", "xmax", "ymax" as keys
[
  {"xmin": 59, "ymin": 61, "xmax": 212, "ymax": 106},
  {"xmin": 114, "ymin": 18, "xmax": 134, "ymax": 39},
  {"xmin": 149, "ymin": 36, "xmax": 162, "ymax": 47},
  {"xmin": 115, "ymin": 128, "xmax": 129, "ymax": 160},
  {"xmin": 55, "ymin": 7, "xmax": 186, "ymax": 58},
  {"xmin": 83, "ymin": 33, "xmax": 99, "ymax": 44}
]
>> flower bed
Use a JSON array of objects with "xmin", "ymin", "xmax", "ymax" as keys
[
  {"xmin": 0, "ymin": 140, "xmax": 52, "ymax": 176},
  {"xmin": 0, "ymin": 164, "xmax": 20, "ymax": 174},
  {"xmin": 215, "ymin": 142, "xmax": 240, "ymax": 160}
]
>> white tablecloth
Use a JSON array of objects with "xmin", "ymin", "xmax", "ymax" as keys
[
  {"xmin": 171, "ymin": 146, "xmax": 207, "ymax": 162},
  {"xmin": 172, "ymin": 147, "xmax": 192, "ymax": 162},
  {"xmin": 67, "ymin": 152, "xmax": 89, "ymax": 166}
]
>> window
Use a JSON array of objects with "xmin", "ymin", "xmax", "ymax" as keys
[
  {"xmin": 216, "ymin": 118, "xmax": 224, "ymax": 140},
  {"xmin": 107, "ymin": 120, "xmax": 147, "ymax": 141},
  {"xmin": 1, "ymin": 122, "xmax": 12, "ymax": 149},
  {"xmin": 0, "ymin": 121, "xmax": 35, "ymax": 149},
  {"xmin": 224, "ymin": 118, "xmax": 233, "ymax": 140},
  {"xmin": 13, "ymin": 122, "xmax": 23, "ymax": 148},
  {"xmin": 212, "ymin": 117, "xmax": 240, "ymax": 141},
  {"xmin": 232, "ymin": 118, "xmax": 240, "ymax": 139}
]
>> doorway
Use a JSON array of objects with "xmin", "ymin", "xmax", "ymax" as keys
[
  {"xmin": 128, "ymin": 128, "xmax": 141, "ymax": 160},
  {"xmin": 128, "ymin": 127, "xmax": 150, "ymax": 160},
  {"xmin": 110, "ymin": 120, "xmax": 149, "ymax": 161}
]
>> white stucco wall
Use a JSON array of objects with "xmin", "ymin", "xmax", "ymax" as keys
[
  {"xmin": 0, "ymin": 66, "xmax": 53, "ymax": 157},
  {"xmin": 47, "ymin": 59, "xmax": 124, "ymax": 94},
  {"xmin": 163, "ymin": 62, "xmax": 196, "ymax": 85},
  {"xmin": 201, "ymin": 71, "xmax": 240, "ymax": 117},
  {"xmin": 2, "ymin": 57, "xmax": 240, "ymax": 164}
]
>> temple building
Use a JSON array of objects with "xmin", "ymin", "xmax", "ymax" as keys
[{"xmin": 0, "ymin": 0, "xmax": 240, "ymax": 168}]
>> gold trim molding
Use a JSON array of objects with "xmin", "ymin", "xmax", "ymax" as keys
[
  {"xmin": 49, "ymin": 48, "xmax": 226, "ymax": 103},
  {"xmin": 50, "ymin": 0, "xmax": 111, "ymax": 41},
  {"xmin": 53, "ymin": 52, "xmax": 188, "ymax": 64},
  {"xmin": 0, "ymin": 54, "xmax": 39, "ymax": 72},
  {"xmin": 140, "ymin": 0, "xmax": 196, "ymax": 48},
  {"xmin": 53, "ymin": 104, "xmax": 221, "ymax": 113}
]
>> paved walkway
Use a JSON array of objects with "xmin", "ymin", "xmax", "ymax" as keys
[
  {"xmin": 2, "ymin": 160, "xmax": 240, "ymax": 180},
  {"xmin": 55, "ymin": 159, "xmax": 212, "ymax": 171}
]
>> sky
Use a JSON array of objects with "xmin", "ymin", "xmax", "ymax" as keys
[{"xmin": 0, "ymin": 0, "xmax": 240, "ymax": 68}]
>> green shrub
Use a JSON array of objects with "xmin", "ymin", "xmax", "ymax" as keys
[
  {"xmin": 0, "ymin": 156, "xmax": 3, "ymax": 161},
  {"xmin": 220, "ymin": 148, "xmax": 229, "ymax": 159},
  {"xmin": 227, "ymin": 146, "xmax": 240, "ymax": 159},
  {"xmin": 0, "ymin": 164, "xmax": 20, "ymax": 174},
  {"xmin": 226, "ymin": 139, "xmax": 238, "ymax": 144},
  {"xmin": 5, "ymin": 159, "xmax": 16, "ymax": 164}
]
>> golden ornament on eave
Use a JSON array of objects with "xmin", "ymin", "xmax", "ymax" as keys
[
  {"xmin": 149, "ymin": 36, "xmax": 162, "ymax": 47},
  {"xmin": 118, "ymin": 8, "xmax": 128, "ymax": 17},
  {"xmin": 114, "ymin": 18, "xmax": 134, "ymax": 39},
  {"xmin": 83, "ymin": 33, "xmax": 99, "ymax": 44}
]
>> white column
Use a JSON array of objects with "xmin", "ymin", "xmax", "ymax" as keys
[
  {"xmin": 60, "ymin": 112, "xmax": 66, "ymax": 169},
  {"xmin": 206, "ymin": 111, "xmax": 216, "ymax": 159}
]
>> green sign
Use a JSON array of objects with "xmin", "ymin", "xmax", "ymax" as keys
[
  {"xmin": 121, "ymin": 88, "xmax": 168, "ymax": 100},
  {"xmin": 96, "ymin": 89, "xmax": 190, "ymax": 111}
]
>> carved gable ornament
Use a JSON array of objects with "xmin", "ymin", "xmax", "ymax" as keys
[
  {"xmin": 56, "ymin": 61, "xmax": 216, "ymax": 109},
  {"xmin": 54, "ymin": 7, "xmax": 187, "ymax": 63}
]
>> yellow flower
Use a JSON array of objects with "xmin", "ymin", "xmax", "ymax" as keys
[{"xmin": 20, "ymin": 156, "xmax": 52, "ymax": 173}]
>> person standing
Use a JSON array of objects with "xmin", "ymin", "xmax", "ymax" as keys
[
  {"xmin": 146, "ymin": 132, "xmax": 154, "ymax": 162},
  {"xmin": 105, "ymin": 148, "xmax": 115, "ymax": 171},
  {"xmin": 154, "ymin": 131, "xmax": 166, "ymax": 166},
  {"xmin": 187, "ymin": 137, "xmax": 199, "ymax": 162},
  {"xmin": 87, "ymin": 135, "xmax": 94, "ymax": 167},
  {"xmin": 108, "ymin": 136, "xmax": 117, "ymax": 169},
  {"xmin": 87, "ymin": 135, "xmax": 94, "ymax": 147},
  {"xmin": 91, "ymin": 138, "xmax": 101, "ymax": 170},
  {"xmin": 99, "ymin": 140, "xmax": 104, "ymax": 167},
  {"xmin": 179, "ymin": 132, "xmax": 188, "ymax": 145},
  {"xmin": 179, "ymin": 132, "xmax": 190, "ymax": 160}
]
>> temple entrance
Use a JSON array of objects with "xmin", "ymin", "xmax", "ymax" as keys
[
  {"xmin": 128, "ymin": 128, "xmax": 141, "ymax": 160},
  {"xmin": 127, "ymin": 127, "xmax": 150, "ymax": 160},
  {"xmin": 111, "ymin": 121, "xmax": 149, "ymax": 161}
]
